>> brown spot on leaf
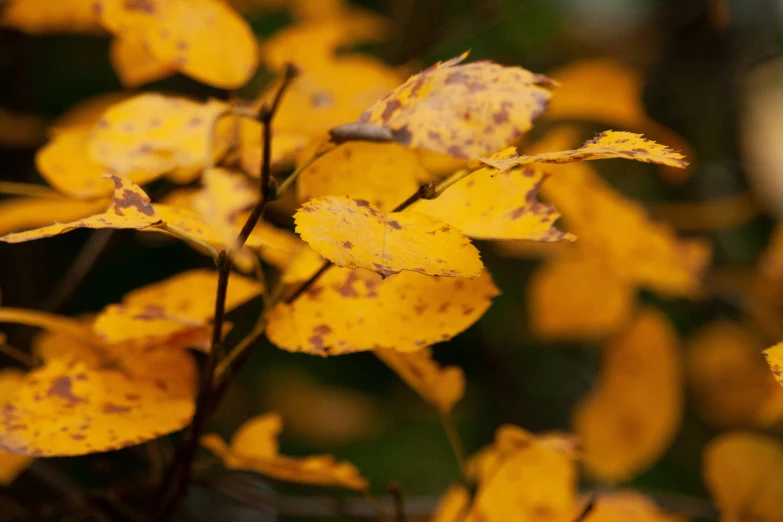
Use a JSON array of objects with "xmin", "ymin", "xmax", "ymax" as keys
[
  {"xmin": 342, "ymin": 241, "xmax": 353, "ymax": 249},
  {"xmin": 123, "ymin": 0, "xmax": 155, "ymax": 13},
  {"xmin": 115, "ymin": 188, "xmax": 156, "ymax": 217},
  {"xmin": 386, "ymin": 220, "xmax": 403, "ymax": 230},
  {"xmin": 380, "ymin": 100, "xmax": 402, "ymax": 123},
  {"xmin": 102, "ymin": 403, "xmax": 131, "ymax": 414},
  {"xmin": 47, "ymin": 377, "xmax": 86, "ymax": 406}
]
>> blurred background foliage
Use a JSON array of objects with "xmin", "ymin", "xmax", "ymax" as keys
[{"xmin": 2, "ymin": 0, "xmax": 783, "ymax": 520}]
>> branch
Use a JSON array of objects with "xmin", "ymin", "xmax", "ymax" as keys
[{"xmin": 153, "ymin": 63, "xmax": 298, "ymax": 522}]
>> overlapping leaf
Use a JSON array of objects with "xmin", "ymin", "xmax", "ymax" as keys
[
  {"xmin": 704, "ymin": 432, "xmax": 783, "ymax": 522},
  {"xmin": 375, "ymin": 347, "xmax": 465, "ymax": 413},
  {"xmin": 95, "ymin": 0, "xmax": 259, "ymax": 88},
  {"xmin": 295, "ymin": 196, "xmax": 483, "ymax": 278},
  {"xmin": 584, "ymin": 491, "xmax": 684, "ymax": 522},
  {"xmin": 336, "ymin": 53, "xmax": 554, "ymax": 159},
  {"xmin": 93, "ymin": 269, "xmax": 263, "ymax": 348},
  {"xmin": 688, "ymin": 322, "xmax": 783, "ymax": 427},
  {"xmin": 0, "ymin": 370, "xmax": 33, "ymax": 485},
  {"xmin": 0, "ymin": 0, "xmax": 101, "ymax": 34},
  {"xmin": 109, "ymin": 37, "xmax": 176, "ymax": 88},
  {"xmin": 411, "ymin": 165, "xmax": 574, "ymax": 242},
  {"xmin": 86, "ymin": 94, "xmax": 230, "ymax": 183},
  {"xmin": 481, "ymin": 131, "xmax": 687, "ymax": 171},
  {"xmin": 267, "ymin": 266, "xmax": 499, "ymax": 355},
  {"xmin": 573, "ymin": 309, "xmax": 683, "ymax": 481},
  {"xmin": 202, "ymin": 412, "xmax": 368, "ymax": 490},
  {"xmin": 0, "ymin": 176, "xmax": 162, "ymax": 243},
  {"xmin": 0, "ymin": 197, "xmax": 109, "ymax": 238}
]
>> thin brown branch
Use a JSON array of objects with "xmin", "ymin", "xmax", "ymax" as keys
[
  {"xmin": 572, "ymin": 495, "xmax": 596, "ymax": 522},
  {"xmin": 389, "ymin": 481, "xmax": 406, "ymax": 522},
  {"xmin": 153, "ymin": 63, "xmax": 298, "ymax": 522}
]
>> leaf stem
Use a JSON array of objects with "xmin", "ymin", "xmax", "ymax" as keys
[
  {"xmin": 440, "ymin": 412, "xmax": 468, "ymax": 484},
  {"xmin": 155, "ymin": 224, "xmax": 220, "ymax": 262},
  {"xmin": 154, "ymin": 63, "xmax": 299, "ymax": 522}
]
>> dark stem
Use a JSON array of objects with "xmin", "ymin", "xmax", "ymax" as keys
[
  {"xmin": 389, "ymin": 481, "xmax": 406, "ymax": 522},
  {"xmin": 153, "ymin": 63, "xmax": 298, "ymax": 522},
  {"xmin": 572, "ymin": 495, "xmax": 596, "ymax": 522},
  {"xmin": 391, "ymin": 182, "xmax": 436, "ymax": 213},
  {"xmin": 284, "ymin": 259, "xmax": 332, "ymax": 303}
]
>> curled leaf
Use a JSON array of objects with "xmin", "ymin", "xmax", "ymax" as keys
[
  {"xmin": 267, "ymin": 267, "xmax": 499, "ymax": 355},
  {"xmin": 341, "ymin": 52, "xmax": 554, "ymax": 159},
  {"xmin": 0, "ymin": 176, "xmax": 162, "ymax": 243},
  {"xmin": 295, "ymin": 196, "xmax": 483, "ymax": 278},
  {"xmin": 202, "ymin": 412, "xmax": 368, "ymax": 490}
]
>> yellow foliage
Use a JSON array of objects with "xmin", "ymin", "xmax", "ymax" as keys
[
  {"xmin": 0, "ymin": 370, "xmax": 33, "ymax": 485},
  {"xmin": 109, "ymin": 37, "xmax": 176, "ymax": 88},
  {"xmin": 0, "ymin": 197, "xmax": 109, "ymax": 238},
  {"xmin": 704, "ymin": 432, "xmax": 783, "ymax": 522},
  {"xmin": 585, "ymin": 491, "xmax": 684, "ymax": 522},
  {"xmin": 0, "ymin": 0, "xmax": 101, "ymax": 34},
  {"xmin": 574, "ymin": 309, "xmax": 683, "ymax": 482},
  {"xmin": 348, "ymin": 52, "xmax": 554, "ymax": 159},
  {"xmin": 201, "ymin": 412, "xmax": 368, "ymax": 490},
  {"xmin": 0, "ymin": 176, "xmax": 162, "ymax": 243},
  {"xmin": 267, "ymin": 267, "xmax": 499, "ymax": 355},
  {"xmin": 295, "ymin": 196, "xmax": 483, "ymax": 278},
  {"xmin": 375, "ymin": 347, "xmax": 465, "ymax": 413},
  {"xmin": 95, "ymin": 0, "xmax": 259, "ymax": 88}
]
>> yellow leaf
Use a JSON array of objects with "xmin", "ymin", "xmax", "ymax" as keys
[
  {"xmin": 527, "ymin": 256, "xmax": 636, "ymax": 339},
  {"xmin": 201, "ymin": 412, "xmax": 368, "ymax": 490},
  {"xmin": 295, "ymin": 196, "xmax": 483, "ymax": 278},
  {"xmin": 0, "ymin": 196, "xmax": 109, "ymax": 238},
  {"xmin": 266, "ymin": 55, "xmax": 403, "ymax": 137},
  {"xmin": 0, "ymin": 176, "xmax": 162, "ymax": 243},
  {"xmin": 343, "ymin": 52, "xmax": 554, "ymax": 159},
  {"xmin": 375, "ymin": 347, "xmax": 464, "ymax": 413},
  {"xmin": 95, "ymin": 0, "xmax": 259, "ymax": 88},
  {"xmin": 280, "ymin": 244, "xmax": 327, "ymax": 285},
  {"xmin": 0, "ymin": 108, "xmax": 46, "ymax": 147},
  {"xmin": 481, "ymin": 131, "xmax": 688, "ymax": 171},
  {"xmin": 109, "ymin": 37, "xmax": 176, "ymax": 88},
  {"xmin": 585, "ymin": 491, "xmax": 684, "ymax": 522},
  {"xmin": 411, "ymin": 165, "xmax": 574, "ymax": 242},
  {"xmin": 764, "ymin": 342, "xmax": 783, "ymax": 387},
  {"xmin": 0, "ymin": 0, "xmax": 101, "ymax": 34},
  {"xmin": 92, "ymin": 269, "xmax": 262, "ymax": 347},
  {"xmin": 0, "ymin": 370, "xmax": 32, "ymax": 485},
  {"xmin": 37, "ymin": 127, "xmax": 161, "ymax": 199},
  {"xmin": 432, "ymin": 485, "xmax": 470, "ymax": 522},
  {"xmin": 462, "ymin": 425, "xmax": 577, "ymax": 522},
  {"xmin": 688, "ymin": 322, "xmax": 783, "ymax": 427},
  {"xmin": 573, "ymin": 309, "xmax": 683, "ymax": 482},
  {"xmin": 51, "ymin": 93, "xmax": 131, "ymax": 133},
  {"xmin": 704, "ymin": 432, "xmax": 783, "ymax": 522},
  {"xmin": 538, "ymin": 156, "xmax": 710, "ymax": 296},
  {"xmin": 0, "ymin": 348, "xmax": 196, "ymax": 456},
  {"xmin": 86, "ymin": 94, "xmax": 230, "ymax": 181},
  {"xmin": 267, "ymin": 267, "xmax": 499, "ymax": 355},
  {"xmin": 298, "ymin": 142, "xmax": 432, "ymax": 212}
]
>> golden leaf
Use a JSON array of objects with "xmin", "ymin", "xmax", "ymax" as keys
[
  {"xmin": 0, "ymin": 197, "xmax": 109, "ymax": 238},
  {"xmin": 201, "ymin": 412, "xmax": 368, "ymax": 490},
  {"xmin": 411, "ymin": 165, "xmax": 574, "ymax": 242},
  {"xmin": 295, "ymin": 196, "xmax": 483, "ymax": 278},
  {"xmin": 0, "ymin": 0, "xmax": 101, "ymax": 34},
  {"xmin": 95, "ymin": 0, "xmax": 259, "ymax": 88},
  {"xmin": 52, "ymin": 92, "xmax": 131, "ymax": 133},
  {"xmin": 0, "ymin": 370, "xmax": 32, "ymax": 485},
  {"xmin": 298, "ymin": 142, "xmax": 432, "ymax": 212},
  {"xmin": 688, "ymin": 322, "xmax": 783, "ymax": 427},
  {"xmin": 109, "ymin": 37, "xmax": 176, "ymax": 88},
  {"xmin": 527, "ymin": 256, "xmax": 636, "ymax": 339},
  {"xmin": 341, "ymin": 52, "xmax": 554, "ymax": 159},
  {"xmin": 573, "ymin": 309, "xmax": 683, "ymax": 482},
  {"xmin": 86, "ymin": 94, "xmax": 230, "ymax": 182},
  {"xmin": 267, "ymin": 267, "xmax": 499, "ymax": 355},
  {"xmin": 0, "ymin": 176, "xmax": 162, "ymax": 243},
  {"xmin": 585, "ymin": 491, "xmax": 684, "ymax": 522},
  {"xmin": 375, "ymin": 347, "xmax": 465, "ymax": 413},
  {"xmin": 93, "ymin": 269, "xmax": 263, "ymax": 348},
  {"xmin": 0, "ymin": 348, "xmax": 196, "ymax": 457},
  {"xmin": 764, "ymin": 341, "xmax": 783, "ymax": 387},
  {"xmin": 704, "ymin": 432, "xmax": 783, "ymax": 522},
  {"xmin": 481, "ymin": 131, "xmax": 687, "ymax": 171}
]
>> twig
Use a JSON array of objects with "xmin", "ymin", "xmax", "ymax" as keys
[
  {"xmin": 439, "ymin": 412, "xmax": 468, "ymax": 485},
  {"xmin": 0, "ymin": 339, "xmax": 34, "ymax": 367},
  {"xmin": 572, "ymin": 495, "xmax": 596, "ymax": 522},
  {"xmin": 389, "ymin": 481, "xmax": 406, "ymax": 522},
  {"xmin": 156, "ymin": 224, "xmax": 220, "ymax": 262},
  {"xmin": 153, "ymin": 63, "xmax": 299, "ymax": 522}
]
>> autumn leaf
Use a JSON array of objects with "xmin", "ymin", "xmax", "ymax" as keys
[
  {"xmin": 764, "ymin": 342, "xmax": 783, "ymax": 387},
  {"xmin": 527, "ymin": 256, "xmax": 635, "ymax": 339},
  {"xmin": 375, "ymin": 347, "xmax": 465, "ymax": 413},
  {"xmin": 411, "ymin": 165, "xmax": 574, "ymax": 242},
  {"xmin": 688, "ymin": 322, "xmax": 783, "ymax": 427},
  {"xmin": 332, "ymin": 52, "xmax": 555, "ymax": 159},
  {"xmin": 0, "ymin": 370, "xmax": 33, "ymax": 485},
  {"xmin": 94, "ymin": 0, "xmax": 259, "ymax": 88},
  {"xmin": 0, "ymin": 176, "xmax": 161, "ymax": 244},
  {"xmin": 92, "ymin": 269, "xmax": 263, "ymax": 348},
  {"xmin": 295, "ymin": 196, "xmax": 483, "ymax": 278},
  {"xmin": 201, "ymin": 412, "xmax": 368, "ymax": 490},
  {"xmin": 0, "ymin": 343, "xmax": 197, "ymax": 457},
  {"xmin": 583, "ymin": 491, "xmax": 684, "ymax": 522},
  {"xmin": 267, "ymin": 266, "xmax": 499, "ymax": 355},
  {"xmin": 704, "ymin": 432, "xmax": 783, "ymax": 522},
  {"xmin": 51, "ymin": 92, "xmax": 131, "ymax": 132},
  {"xmin": 573, "ymin": 309, "xmax": 683, "ymax": 482},
  {"xmin": 86, "ymin": 94, "xmax": 230, "ymax": 183},
  {"xmin": 481, "ymin": 131, "xmax": 687, "ymax": 171},
  {"xmin": 297, "ymin": 142, "xmax": 433, "ymax": 212},
  {"xmin": 0, "ymin": 0, "xmax": 101, "ymax": 34},
  {"xmin": 109, "ymin": 37, "xmax": 176, "ymax": 88},
  {"xmin": 0, "ymin": 196, "xmax": 109, "ymax": 238}
]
